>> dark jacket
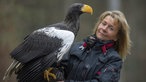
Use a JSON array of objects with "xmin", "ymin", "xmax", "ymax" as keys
[{"xmin": 60, "ymin": 40, "xmax": 123, "ymax": 82}]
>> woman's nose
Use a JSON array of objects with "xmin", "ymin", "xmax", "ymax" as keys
[
  {"xmin": 102, "ymin": 25, "xmax": 108, "ymax": 32},
  {"xmin": 103, "ymin": 25, "xmax": 108, "ymax": 30}
]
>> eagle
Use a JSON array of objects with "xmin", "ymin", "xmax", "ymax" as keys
[{"xmin": 3, "ymin": 3, "xmax": 93, "ymax": 82}]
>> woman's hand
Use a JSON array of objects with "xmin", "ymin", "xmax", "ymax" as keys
[{"xmin": 85, "ymin": 34, "xmax": 97, "ymax": 49}]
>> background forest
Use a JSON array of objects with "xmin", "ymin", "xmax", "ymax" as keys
[{"xmin": 0, "ymin": 0, "xmax": 146, "ymax": 82}]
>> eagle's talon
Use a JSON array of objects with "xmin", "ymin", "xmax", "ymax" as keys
[{"xmin": 44, "ymin": 68, "xmax": 56, "ymax": 81}]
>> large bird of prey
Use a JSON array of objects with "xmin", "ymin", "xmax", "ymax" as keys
[{"xmin": 3, "ymin": 3, "xmax": 93, "ymax": 82}]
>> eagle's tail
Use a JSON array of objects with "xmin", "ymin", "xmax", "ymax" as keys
[{"xmin": 3, "ymin": 60, "xmax": 22, "ymax": 80}]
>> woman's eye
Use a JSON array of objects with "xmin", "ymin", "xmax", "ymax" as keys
[
  {"xmin": 102, "ymin": 22, "xmax": 106, "ymax": 26},
  {"xmin": 109, "ymin": 26, "xmax": 114, "ymax": 31}
]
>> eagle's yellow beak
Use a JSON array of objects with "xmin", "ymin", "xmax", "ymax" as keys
[{"xmin": 81, "ymin": 4, "xmax": 93, "ymax": 15}]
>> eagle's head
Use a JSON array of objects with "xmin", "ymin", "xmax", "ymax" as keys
[
  {"xmin": 67, "ymin": 3, "xmax": 93, "ymax": 17},
  {"xmin": 64, "ymin": 3, "xmax": 93, "ymax": 35}
]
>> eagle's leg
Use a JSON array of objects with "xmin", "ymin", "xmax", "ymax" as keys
[{"xmin": 44, "ymin": 68, "xmax": 56, "ymax": 81}]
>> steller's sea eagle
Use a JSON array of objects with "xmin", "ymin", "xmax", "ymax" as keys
[{"xmin": 3, "ymin": 3, "xmax": 93, "ymax": 82}]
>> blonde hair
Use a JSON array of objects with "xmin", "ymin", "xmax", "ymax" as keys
[{"xmin": 93, "ymin": 10, "xmax": 132, "ymax": 59}]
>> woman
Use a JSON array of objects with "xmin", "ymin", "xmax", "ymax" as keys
[{"xmin": 50, "ymin": 10, "xmax": 132, "ymax": 82}]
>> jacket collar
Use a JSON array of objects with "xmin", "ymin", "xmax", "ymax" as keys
[{"xmin": 80, "ymin": 34, "xmax": 115, "ymax": 54}]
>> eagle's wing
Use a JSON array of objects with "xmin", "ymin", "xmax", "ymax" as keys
[{"xmin": 11, "ymin": 27, "xmax": 74, "ymax": 63}]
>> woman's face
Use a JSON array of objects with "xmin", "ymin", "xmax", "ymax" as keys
[{"xmin": 96, "ymin": 15, "xmax": 119, "ymax": 41}]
